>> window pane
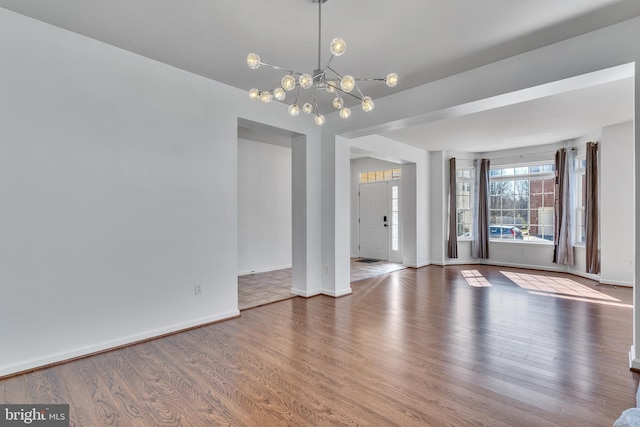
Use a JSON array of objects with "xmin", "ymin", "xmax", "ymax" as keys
[
  {"xmin": 490, "ymin": 168, "xmax": 501, "ymax": 177},
  {"xmin": 542, "ymin": 177, "xmax": 555, "ymax": 193},
  {"xmin": 490, "ymin": 211, "xmax": 502, "ymax": 224},
  {"xmin": 515, "ymin": 167, "xmax": 528, "ymax": 175},
  {"xmin": 360, "ymin": 172, "xmax": 368, "ymax": 183},
  {"xmin": 502, "ymin": 168, "xmax": 514, "ymax": 176},
  {"xmin": 392, "ymin": 186, "xmax": 398, "ymax": 198},
  {"xmin": 367, "ymin": 172, "xmax": 375, "ymax": 181},
  {"xmin": 530, "ymin": 177, "xmax": 543, "ymax": 195},
  {"xmin": 383, "ymin": 170, "xmax": 393, "ymax": 181},
  {"xmin": 392, "ymin": 168, "xmax": 401, "ymax": 179}
]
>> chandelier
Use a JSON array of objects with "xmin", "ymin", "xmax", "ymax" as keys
[{"xmin": 246, "ymin": 0, "xmax": 398, "ymax": 125}]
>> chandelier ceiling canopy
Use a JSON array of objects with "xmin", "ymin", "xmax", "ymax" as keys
[{"xmin": 246, "ymin": 0, "xmax": 398, "ymax": 125}]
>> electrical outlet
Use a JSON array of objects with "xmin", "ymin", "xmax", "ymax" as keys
[{"xmin": 194, "ymin": 283, "xmax": 204, "ymax": 295}]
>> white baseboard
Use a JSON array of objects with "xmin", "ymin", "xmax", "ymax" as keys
[
  {"xmin": 238, "ymin": 264, "xmax": 292, "ymax": 276},
  {"xmin": 432, "ymin": 259, "xmax": 475, "ymax": 266},
  {"xmin": 0, "ymin": 310, "xmax": 240, "ymax": 378},
  {"xmin": 322, "ymin": 287, "xmax": 353, "ymax": 298},
  {"xmin": 290, "ymin": 288, "xmax": 323, "ymax": 298},
  {"xmin": 404, "ymin": 262, "xmax": 430, "ymax": 269},
  {"xmin": 630, "ymin": 346, "xmax": 640, "ymax": 370}
]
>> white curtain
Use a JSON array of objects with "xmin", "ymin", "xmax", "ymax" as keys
[{"xmin": 553, "ymin": 148, "xmax": 575, "ymax": 265}]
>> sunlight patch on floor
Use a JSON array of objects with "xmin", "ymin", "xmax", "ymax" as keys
[
  {"xmin": 461, "ymin": 270, "xmax": 492, "ymax": 287},
  {"xmin": 501, "ymin": 271, "xmax": 630, "ymax": 307},
  {"xmin": 527, "ymin": 291, "xmax": 632, "ymax": 308}
]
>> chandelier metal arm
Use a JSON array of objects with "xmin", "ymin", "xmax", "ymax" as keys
[
  {"xmin": 329, "ymin": 86, "xmax": 363, "ymax": 101},
  {"xmin": 258, "ymin": 62, "xmax": 302, "ymax": 76},
  {"xmin": 326, "ymin": 65, "xmax": 342, "ymax": 79},
  {"xmin": 293, "ymin": 85, "xmax": 302, "ymax": 105},
  {"xmin": 317, "ymin": 0, "xmax": 322, "ymax": 71}
]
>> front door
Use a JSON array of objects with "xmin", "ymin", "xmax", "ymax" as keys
[{"xmin": 359, "ymin": 181, "xmax": 389, "ymax": 260}]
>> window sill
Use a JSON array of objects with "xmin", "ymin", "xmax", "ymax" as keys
[{"xmin": 488, "ymin": 239, "xmax": 553, "ymax": 245}]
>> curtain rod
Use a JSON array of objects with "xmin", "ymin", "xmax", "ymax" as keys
[{"xmin": 480, "ymin": 149, "xmax": 557, "ymax": 161}]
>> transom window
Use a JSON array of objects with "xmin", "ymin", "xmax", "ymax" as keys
[
  {"xmin": 359, "ymin": 168, "xmax": 401, "ymax": 183},
  {"xmin": 489, "ymin": 163, "xmax": 555, "ymax": 242}
]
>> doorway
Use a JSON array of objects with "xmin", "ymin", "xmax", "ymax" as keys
[
  {"xmin": 358, "ymin": 180, "xmax": 401, "ymax": 262},
  {"xmin": 359, "ymin": 181, "xmax": 389, "ymax": 260}
]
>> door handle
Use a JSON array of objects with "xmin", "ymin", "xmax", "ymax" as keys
[
  {"xmin": 383, "ymin": 215, "xmax": 387, "ymax": 222},
  {"xmin": 384, "ymin": 224, "xmax": 388, "ymax": 227}
]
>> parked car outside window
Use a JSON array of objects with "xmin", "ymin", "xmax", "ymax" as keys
[{"xmin": 489, "ymin": 225, "xmax": 524, "ymax": 239}]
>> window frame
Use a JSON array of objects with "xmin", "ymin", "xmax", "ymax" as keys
[
  {"xmin": 488, "ymin": 162, "xmax": 556, "ymax": 244},
  {"xmin": 455, "ymin": 168, "xmax": 474, "ymax": 240}
]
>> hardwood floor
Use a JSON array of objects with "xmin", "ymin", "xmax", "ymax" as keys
[
  {"xmin": 3, "ymin": 265, "xmax": 638, "ymax": 426},
  {"xmin": 238, "ymin": 258, "xmax": 406, "ymax": 310}
]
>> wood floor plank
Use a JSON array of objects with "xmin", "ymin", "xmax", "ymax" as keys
[
  {"xmin": 57, "ymin": 361, "xmax": 103, "ymax": 427},
  {"xmin": 90, "ymin": 353, "xmax": 148, "ymax": 426},
  {"xmin": 0, "ymin": 265, "xmax": 638, "ymax": 425},
  {"xmin": 102, "ymin": 350, "xmax": 184, "ymax": 426},
  {"xmin": 120, "ymin": 341, "xmax": 242, "ymax": 426},
  {"xmin": 2, "ymin": 375, "xmax": 26, "ymax": 404}
]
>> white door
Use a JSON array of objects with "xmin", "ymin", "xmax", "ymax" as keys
[{"xmin": 359, "ymin": 181, "xmax": 389, "ymax": 260}]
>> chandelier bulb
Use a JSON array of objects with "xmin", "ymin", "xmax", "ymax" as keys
[
  {"xmin": 302, "ymin": 103, "xmax": 313, "ymax": 114},
  {"xmin": 247, "ymin": 53, "xmax": 261, "ymax": 70},
  {"xmin": 385, "ymin": 73, "xmax": 398, "ymax": 88},
  {"xmin": 339, "ymin": 107, "xmax": 351, "ymax": 119},
  {"xmin": 299, "ymin": 74, "xmax": 314, "ymax": 90},
  {"xmin": 273, "ymin": 87, "xmax": 286, "ymax": 101},
  {"xmin": 259, "ymin": 91, "xmax": 273, "ymax": 103},
  {"xmin": 325, "ymin": 81, "xmax": 336, "ymax": 93},
  {"xmin": 288, "ymin": 104, "xmax": 301, "ymax": 116},
  {"xmin": 314, "ymin": 114, "xmax": 326, "ymax": 125},
  {"xmin": 340, "ymin": 75, "xmax": 355, "ymax": 93},
  {"xmin": 329, "ymin": 38, "xmax": 347, "ymax": 56},
  {"xmin": 281, "ymin": 75, "xmax": 297, "ymax": 92},
  {"xmin": 362, "ymin": 96, "xmax": 375, "ymax": 112},
  {"xmin": 332, "ymin": 97, "xmax": 344, "ymax": 109},
  {"xmin": 248, "ymin": 88, "xmax": 260, "ymax": 101}
]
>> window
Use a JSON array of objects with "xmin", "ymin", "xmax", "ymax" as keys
[
  {"xmin": 489, "ymin": 163, "xmax": 555, "ymax": 242},
  {"xmin": 391, "ymin": 185, "xmax": 399, "ymax": 251},
  {"xmin": 359, "ymin": 168, "xmax": 401, "ymax": 183},
  {"xmin": 575, "ymin": 156, "xmax": 586, "ymax": 244},
  {"xmin": 456, "ymin": 169, "xmax": 473, "ymax": 238}
]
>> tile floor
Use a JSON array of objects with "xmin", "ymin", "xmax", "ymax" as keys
[{"xmin": 238, "ymin": 258, "xmax": 406, "ymax": 310}]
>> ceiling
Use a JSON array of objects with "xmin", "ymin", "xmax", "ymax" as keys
[{"xmin": 1, "ymin": 0, "xmax": 637, "ymax": 152}]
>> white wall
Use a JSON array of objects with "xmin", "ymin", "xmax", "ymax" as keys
[
  {"xmin": 237, "ymin": 138, "xmax": 292, "ymax": 274},
  {"xmin": 600, "ymin": 121, "xmax": 634, "ymax": 286},
  {"xmin": 0, "ymin": 7, "xmax": 323, "ymax": 377},
  {"xmin": 0, "ymin": 8, "xmax": 240, "ymax": 375},
  {"xmin": 429, "ymin": 152, "xmax": 446, "ymax": 265}
]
